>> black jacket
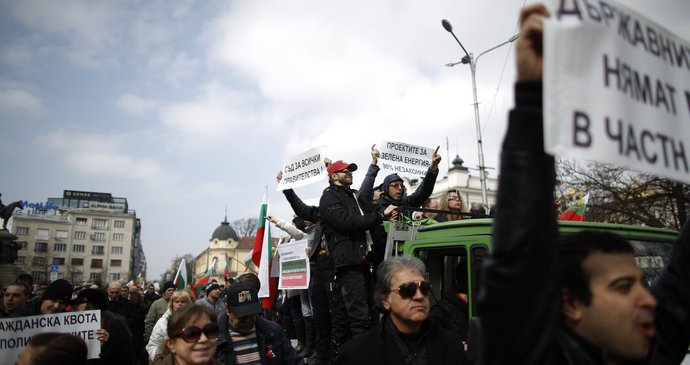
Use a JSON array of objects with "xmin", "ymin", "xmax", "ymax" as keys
[
  {"xmin": 477, "ymin": 81, "xmax": 690, "ymax": 365},
  {"xmin": 216, "ymin": 313, "xmax": 304, "ymax": 365},
  {"xmin": 282, "ymin": 188, "xmax": 332, "ymax": 270},
  {"xmin": 318, "ymin": 184, "xmax": 384, "ymax": 268},
  {"xmin": 336, "ymin": 315, "xmax": 468, "ymax": 365}
]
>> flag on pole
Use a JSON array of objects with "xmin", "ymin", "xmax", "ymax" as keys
[
  {"xmin": 173, "ymin": 259, "xmax": 188, "ymax": 290},
  {"xmin": 558, "ymin": 193, "xmax": 590, "ymax": 221},
  {"xmin": 223, "ymin": 253, "xmax": 231, "ymax": 283},
  {"xmin": 192, "ymin": 258, "xmax": 215, "ymax": 299},
  {"xmin": 252, "ymin": 189, "xmax": 276, "ymax": 309}
]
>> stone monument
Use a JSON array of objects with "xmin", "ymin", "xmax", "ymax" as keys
[{"xmin": 0, "ymin": 230, "xmax": 22, "ymax": 287}]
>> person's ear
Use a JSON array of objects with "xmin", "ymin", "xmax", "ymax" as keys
[
  {"xmin": 561, "ymin": 288, "xmax": 584, "ymax": 323},
  {"xmin": 165, "ymin": 336, "xmax": 175, "ymax": 354},
  {"xmin": 382, "ymin": 295, "xmax": 392, "ymax": 311}
]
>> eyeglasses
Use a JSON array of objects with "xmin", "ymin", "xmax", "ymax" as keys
[
  {"xmin": 389, "ymin": 182, "xmax": 404, "ymax": 190},
  {"xmin": 391, "ymin": 281, "xmax": 431, "ymax": 299},
  {"xmin": 174, "ymin": 323, "xmax": 220, "ymax": 343},
  {"xmin": 447, "ymin": 196, "xmax": 461, "ymax": 201}
]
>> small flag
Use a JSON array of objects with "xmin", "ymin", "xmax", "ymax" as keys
[
  {"xmin": 173, "ymin": 259, "xmax": 188, "ymax": 290},
  {"xmin": 192, "ymin": 258, "xmax": 215, "ymax": 299},
  {"xmin": 252, "ymin": 189, "xmax": 276, "ymax": 308},
  {"xmin": 558, "ymin": 193, "xmax": 590, "ymax": 221}
]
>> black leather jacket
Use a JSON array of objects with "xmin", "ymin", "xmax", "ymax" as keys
[
  {"xmin": 478, "ymin": 81, "xmax": 690, "ymax": 365},
  {"xmin": 319, "ymin": 183, "xmax": 384, "ymax": 268}
]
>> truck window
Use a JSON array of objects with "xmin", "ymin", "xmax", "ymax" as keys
[
  {"xmin": 471, "ymin": 245, "xmax": 488, "ymax": 315},
  {"xmin": 629, "ymin": 238, "xmax": 673, "ymax": 285}
]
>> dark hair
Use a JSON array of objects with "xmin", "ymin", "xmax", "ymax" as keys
[
  {"xmin": 373, "ymin": 256, "xmax": 426, "ymax": 313},
  {"xmin": 8, "ymin": 281, "xmax": 32, "ymax": 297},
  {"xmin": 557, "ymin": 230, "xmax": 633, "ymax": 305},
  {"xmin": 16, "ymin": 273, "xmax": 34, "ymax": 288},
  {"xmin": 28, "ymin": 332, "xmax": 87, "ymax": 365},
  {"xmin": 129, "ymin": 287, "xmax": 144, "ymax": 310}
]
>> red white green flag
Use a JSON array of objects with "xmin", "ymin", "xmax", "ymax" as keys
[
  {"xmin": 223, "ymin": 253, "xmax": 231, "ymax": 283},
  {"xmin": 192, "ymin": 259, "xmax": 215, "ymax": 299},
  {"xmin": 252, "ymin": 190, "xmax": 276, "ymax": 308},
  {"xmin": 173, "ymin": 259, "xmax": 187, "ymax": 290},
  {"xmin": 558, "ymin": 193, "xmax": 590, "ymax": 221}
]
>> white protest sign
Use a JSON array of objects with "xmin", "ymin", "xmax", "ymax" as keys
[
  {"xmin": 277, "ymin": 146, "xmax": 327, "ymax": 191},
  {"xmin": 544, "ymin": 0, "xmax": 690, "ymax": 184},
  {"xmin": 0, "ymin": 310, "xmax": 102, "ymax": 362},
  {"xmin": 277, "ymin": 239, "xmax": 310, "ymax": 290},
  {"xmin": 378, "ymin": 140, "xmax": 435, "ymax": 177}
]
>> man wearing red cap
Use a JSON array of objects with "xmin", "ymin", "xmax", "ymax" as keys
[{"xmin": 319, "ymin": 159, "xmax": 397, "ymax": 347}]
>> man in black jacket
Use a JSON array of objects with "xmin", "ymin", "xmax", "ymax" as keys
[
  {"xmin": 478, "ymin": 4, "xmax": 690, "ymax": 365},
  {"xmin": 319, "ymin": 160, "xmax": 397, "ymax": 339},
  {"xmin": 337, "ymin": 256, "xmax": 468, "ymax": 365}
]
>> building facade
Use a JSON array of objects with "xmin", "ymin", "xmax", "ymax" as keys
[
  {"xmin": 10, "ymin": 190, "xmax": 143, "ymax": 284},
  {"xmin": 194, "ymin": 217, "xmax": 255, "ymax": 284}
]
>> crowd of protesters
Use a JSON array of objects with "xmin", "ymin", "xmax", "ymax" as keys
[{"xmin": 4, "ymin": 3, "xmax": 690, "ymax": 365}]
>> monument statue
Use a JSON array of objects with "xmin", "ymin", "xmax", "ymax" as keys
[{"xmin": 0, "ymin": 193, "xmax": 23, "ymax": 231}]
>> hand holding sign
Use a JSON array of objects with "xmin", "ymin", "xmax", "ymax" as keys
[{"xmin": 517, "ymin": 4, "xmax": 549, "ymax": 81}]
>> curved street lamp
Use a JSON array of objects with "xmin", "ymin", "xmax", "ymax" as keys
[{"xmin": 442, "ymin": 19, "xmax": 519, "ymax": 212}]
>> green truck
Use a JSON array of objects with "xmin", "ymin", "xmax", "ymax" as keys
[{"xmin": 384, "ymin": 218, "xmax": 679, "ymax": 317}]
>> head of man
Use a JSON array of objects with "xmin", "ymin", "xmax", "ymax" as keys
[
  {"xmin": 383, "ymin": 174, "xmax": 405, "ymax": 201},
  {"xmin": 327, "ymin": 160, "xmax": 357, "ymax": 187},
  {"xmin": 40, "ymin": 279, "xmax": 72, "ymax": 314},
  {"xmin": 74, "ymin": 288, "xmax": 108, "ymax": 312},
  {"xmin": 225, "ymin": 283, "xmax": 262, "ymax": 335},
  {"xmin": 3, "ymin": 282, "xmax": 31, "ymax": 314},
  {"xmin": 558, "ymin": 231, "xmax": 657, "ymax": 362},
  {"xmin": 146, "ymin": 283, "xmax": 156, "ymax": 294},
  {"xmin": 106, "ymin": 281, "xmax": 122, "ymax": 302},
  {"xmin": 205, "ymin": 282, "xmax": 220, "ymax": 301},
  {"xmin": 374, "ymin": 256, "xmax": 430, "ymax": 334},
  {"xmin": 162, "ymin": 281, "xmax": 175, "ymax": 299}
]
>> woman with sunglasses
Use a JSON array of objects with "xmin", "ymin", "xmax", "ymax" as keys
[
  {"xmin": 336, "ymin": 256, "xmax": 468, "ymax": 365},
  {"xmin": 436, "ymin": 189, "xmax": 467, "ymax": 222},
  {"xmin": 152, "ymin": 304, "xmax": 223, "ymax": 365},
  {"xmin": 147, "ymin": 289, "xmax": 193, "ymax": 361}
]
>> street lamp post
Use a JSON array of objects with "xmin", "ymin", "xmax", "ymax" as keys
[{"xmin": 442, "ymin": 19, "xmax": 519, "ymax": 212}]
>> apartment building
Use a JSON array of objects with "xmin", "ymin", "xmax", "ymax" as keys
[{"xmin": 11, "ymin": 190, "xmax": 143, "ymax": 284}]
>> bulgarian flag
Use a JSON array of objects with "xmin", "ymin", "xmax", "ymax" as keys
[
  {"xmin": 192, "ymin": 258, "xmax": 215, "ymax": 299},
  {"xmin": 223, "ymin": 254, "xmax": 231, "ymax": 283},
  {"xmin": 558, "ymin": 193, "xmax": 590, "ymax": 221},
  {"xmin": 174, "ymin": 259, "xmax": 188, "ymax": 290},
  {"xmin": 252, "ymin": 189, "xmax": 277, "ymax": 309}
]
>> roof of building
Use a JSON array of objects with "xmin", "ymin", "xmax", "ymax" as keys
[{"xmin": 211, "ymin": 217, "xmax": 239, "ymax": 241}]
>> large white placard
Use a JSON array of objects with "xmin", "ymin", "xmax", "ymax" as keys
[
  {"xmin": 277, "ymin": 239, "xmax": 310, "ymax": 290},
  {"xmin": 277, "ymin": 146, "xmax": 327, "ymax": 191},
  {"xmin": 0, "ymin": 310, "xmax": 102, "ymax": 362},
  {"xmin": 544, "ymin": 0, "xmax": 690, "ymax": 183},
  {"xmin": 378, "ymin": 140, "xmax": 435, "ymax": 177}
]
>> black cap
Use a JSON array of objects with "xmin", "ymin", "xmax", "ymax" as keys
[
  {"xmin": 75, "ymin": 288, "xmax": 108, "ymax": 311},
  {"xmin": 163, "ymin": 281, "xmax": 175, "ymax": 291},
  {"xmin": 42, "ymin": 279, "xmax": 73, "ymax": 303},
  {"xmin": 226, "ymin": 283, "xmax": 261, "ymax": 317},
  {"xmin": 205, "ymin": 282, "xmax": 220, "ymax": 294}
]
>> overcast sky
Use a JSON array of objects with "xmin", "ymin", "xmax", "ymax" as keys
[{"xmin": 2, "ymin": 0, "xmax": 688, "ymax": 280}]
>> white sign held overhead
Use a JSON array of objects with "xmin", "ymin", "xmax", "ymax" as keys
[
  {"xmin": 544, "ymin": 0, "xmax": 690, "ymax": 184},
  {"xmin": 378, "ymin": 140, "xmax": 435, "ymax": 177},
  {"xmin": 277, "ymin": 146, "xmax": 327, "ymax": 191}
]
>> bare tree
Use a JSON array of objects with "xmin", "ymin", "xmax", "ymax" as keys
[
  {"xmin": 230, "ymin": 218, "xmax": 259, "ymax": 237},
  {"xmin": 556, "ymin": 159, "xmax": 689, "ymax": 231}
]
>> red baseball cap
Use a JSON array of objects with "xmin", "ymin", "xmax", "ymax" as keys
[{"xmin": 327, "ymin": 160, "xmax": 358, "ymax": 175}]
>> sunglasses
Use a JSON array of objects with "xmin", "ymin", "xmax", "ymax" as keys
[
  {"xmin": 337, "ymin": 169, "xmax": 352, "ymax": 174},
  {"xmin": 174, "ymin": 323, "xmax": 220, "ymax": 343},
  {"xmin": 389, "ymin": 182, "xmax": 404, "ymax": 190},
  {"xmin": 392, "ymin": 281, "xmax": 431, "ymax": 299},
  {"xmin": 447, "ymin": 196, "xmax": 461, "ymax": 201}
]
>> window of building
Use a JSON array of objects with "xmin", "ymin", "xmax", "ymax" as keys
[
  {"xmin": 92, "ymin": 246, "xmax": 104, "ymax": 255},
  {"xmin": 32, "ymin": 257, "xmax": 47, "ymax": 266},
  {"xmin": 72, "ymin": 258, "xmax": 84, "ymax": 266},
  {"xmin": 92, "ymin": 232, "xmax": 106, "ymax": 242},
  {"xmin": 91, "ymin": 259, "xmax": 103, "ymax": 268},
  {"xmin": 15, "ymin": 227, "xmax": 29, "ymax": 235},
  {"xmin": 110, "ymin": 259, "xmax": 122, "ymax": 267},
  {"xmin": 89, "ymin": 272, "xmax": 101, "ymax": 281},
  {"xmin": 34, "ymin": 242, "xmax": 47, "ymax": 252},
  {"xmin": 33, "ymin": 271, "xmax": 47, "ymax": 281},
  {"xmin": 73, "ymin": 244, "xmax": 85, "ymax": 253},
  {"xmin": 35, "ymin": 229, "xmax": 49, "ymax": 241},
  {"xmin": 74, "ymin": 231, "xmax": 86, "ymax": 240},
  {"xmin": 92, "ymin": 219, "xmax": 108, "ymax": 230},
  {"xmin": 53, "ymin": 257, "xmax": 65, "ymax": 265},
  {"xmin": 111, "ymin": 246, "xmax": 123, "ymax": 254},
  {"xmin": 76, "ymin": 217, "xmax": 88, "ymax": 225},
  {"xmin": 16, "ymin": 256, "xmax": 25, "ymax": 264},
  {"xmin": 114, "ymin": 220, "xmax": 125, "ymax": 228},
  {"xmin": 55, "ymin": 230, "xmax": 69, "ymax": 239},
  {"xmin": 110, "ymin": 273, "xmax": 121, "ymax": 281},
  {"xmin": 54, "ymin": 243, "xmax": 67, "ymax": 252},
  {"xmin": 112, "ymin": 233, "xmax": 124, "ymax": 241}
]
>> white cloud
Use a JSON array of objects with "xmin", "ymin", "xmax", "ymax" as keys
[
  {"xmin": 115, "ymin": 94, "xmax": 158, "ymax": 115},
  {"xmin": 0, "ymin": 89, "xmax": 46, "ymax": 116}
]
